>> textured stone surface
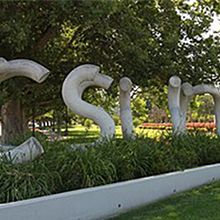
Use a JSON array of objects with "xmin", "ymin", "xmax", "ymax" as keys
[
  {"xmin": 0, "ymin": 58, "xmax": 50, "ymax": 83},
  {"xmin": 0, "ymin": 137, "xmax": 44, "ymax": 164},
  {"xmin": 168, "ymin": 75, "xmax": 220, "ymax": 136}
]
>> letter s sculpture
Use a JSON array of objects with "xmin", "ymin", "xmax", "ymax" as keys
[{"xmin": 62, "ymin": 64, "xmax": 115, "ymax": 141}]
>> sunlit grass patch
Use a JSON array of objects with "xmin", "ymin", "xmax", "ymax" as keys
[
  {"xmin": 135, "ymin": 126, "xmax": 170, "ymax": 139},
  {"xmin": 61, "ymin": 125, "xmax": 123, "ymax": 139},
  {"xmin": 60, "ymin": 125, "xmax": 169, "ymax": 141}
]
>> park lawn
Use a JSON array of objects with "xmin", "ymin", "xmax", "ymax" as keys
[
  {"xmin": 112, "ymin": 180, "xmax": 220, "ymax": 220},
  {"xmin": 61, "ymin": 125, "xmax": 101, "ymax": 138},
  {"xmin": 61, "ymin": 125, "xmax": 122, "ymax": 141},
  {"xmin": 60, "ymin": 125, "xmax": 167, "ymax": 140}
]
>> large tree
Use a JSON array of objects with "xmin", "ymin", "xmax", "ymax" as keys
[
  {"xmin": 0, "ymin": 0, "xmax": 219, "ymax": 142},
  {"xmin": 0, "ymin": 0, "xmax": 113, "ymax": 142}
]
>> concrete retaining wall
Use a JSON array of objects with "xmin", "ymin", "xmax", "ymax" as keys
[{"xmin": 0, "ymin": 163, "xmax": 220, "ymax": 220}]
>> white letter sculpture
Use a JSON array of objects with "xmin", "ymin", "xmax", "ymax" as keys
[
  {"xmin": 62, "ymin": 64, "xmax": 115, "ymax": 142},
  {"xmin": 0, "ymin": 57, "xmax": 50, "ymax": 163},
  {"xmin": 0, "ymin": 137, "xmax": 44, "ymax": 164},
  {"xmin": 168, "ymin": 75, "xmax": 220, "ymax": 136},
  {"xmin": 119, "ymin": 77, "xmax": 135, "ymax": 139},
  {"xmin": 0, "ymin": 58, "xmax": 49, "ymax": 83}
]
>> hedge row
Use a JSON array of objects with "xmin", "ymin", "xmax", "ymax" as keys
[{"xmin": 0, "ymin": 132, "xmax": 220, "ymax": 203}]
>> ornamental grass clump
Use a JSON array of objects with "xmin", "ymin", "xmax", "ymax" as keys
[
  {"xmin": 183, "ymin": 132, "xmax": 220, "ymax": 165},
  {"xmin": 96, "ymin": 138, "xmax": 155, "ymax": 181},
  {"xmin": 0, "ymin": 158, "xmax": 53, "ymax": 203}
]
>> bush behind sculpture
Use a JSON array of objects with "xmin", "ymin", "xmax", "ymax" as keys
[{"xmin": 0, "ymin": 132, "xmax": 220, "ymax": 203}]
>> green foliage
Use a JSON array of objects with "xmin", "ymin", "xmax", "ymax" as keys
[
  {"xmin": 133, "ymin": 117, "xmax": 142, "ymax": 127},
  {"xmin": 0, "ymin": 0, "xmax": 219, "ymax": 108},
  {"xmin": 0, "ymin": 159, "xmax": 54, "ymax": 203},
  {"xmin": 1, "ymin": 132, "xmax": 220, "ymax": 203},
  {"xmin": 84, "ymin": 119, "xmax": 93, "ymax": 130},
  {"xmin": 0, "ymin": 0, "xmax": 220, "ymax": 141},
  {"xmin": 112, "ymin": 115, "xmax": 120, "ymax": 126},
  {"xmin": 131, "ymin": 96, "xmax": 148, "ymax": 121},
  {"xmin": 6, "ymin": 130, "xmax": 48, "ymax": 146},
  {"xmin": 189, "ymin": 94, "xmax": 215, "ymax": 122}
]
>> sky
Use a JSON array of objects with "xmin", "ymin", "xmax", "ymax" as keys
[{"xmin": 211, "ymin": 14, "xmax": 220, "ymax": 32}]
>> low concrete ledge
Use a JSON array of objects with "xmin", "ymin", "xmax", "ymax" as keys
[{"xmin": 1, "ymin": 163, "xmax": 220, "ymax": 220}]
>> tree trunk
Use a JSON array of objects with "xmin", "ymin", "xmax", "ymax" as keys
[
  {"xmin": 56, "ymin": 113, "xmax": 62, "ymax": 136},
  {"xmin": 1, "ymin": 96, "xmax": 28, "ymax": 144}
]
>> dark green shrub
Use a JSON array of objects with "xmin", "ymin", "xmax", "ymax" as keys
[{"xmin": 1, "ymin": 131, "xmax": 220, "ymax": 203}]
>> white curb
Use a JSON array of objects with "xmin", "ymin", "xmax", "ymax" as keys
[{"xmin": 0, "ymin": 163, "xmax": 220, "ymax": 220}]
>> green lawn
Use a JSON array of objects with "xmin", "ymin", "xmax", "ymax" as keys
[
  {"xmin": 112, "ymin": 181, "xmax": 220, "ymax": 220},
  {"xmin": 61, "ymin": 125, "xmax": 122, "ymax": 139},
  {"xmin": 59, "ymin": 125, "xmax": 168, "ymax": 141},
  {"xmin": 59, "ymin": 125, "xmax": 123, "ymax": 143}
]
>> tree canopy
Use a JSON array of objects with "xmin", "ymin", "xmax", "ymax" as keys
[{"xmin": 0, "ymin": 0, "xmax": 219, "ymax": 141}]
